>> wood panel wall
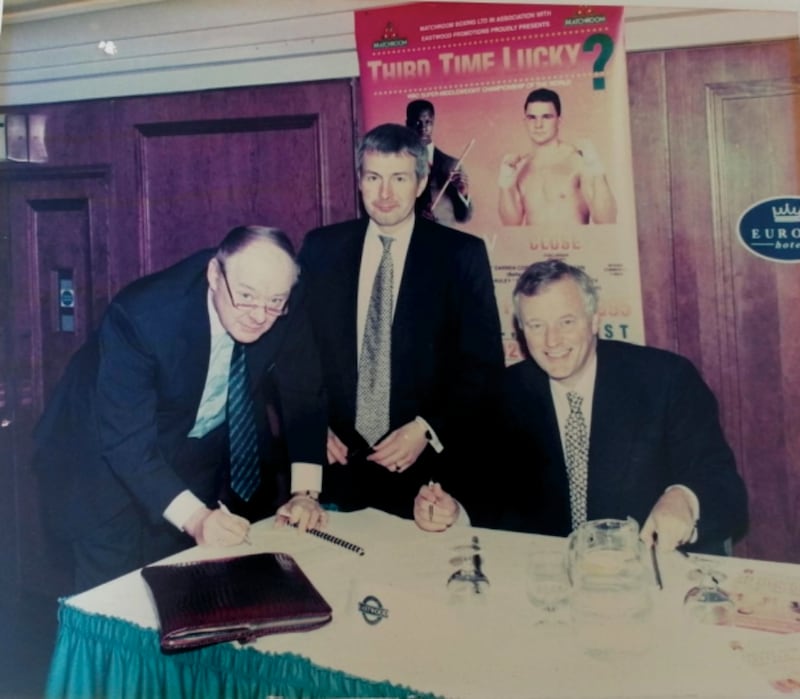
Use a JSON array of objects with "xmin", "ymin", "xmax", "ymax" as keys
[{"xmin": 628, "ymin": 39, "xmax": 800, "ymax": 563}]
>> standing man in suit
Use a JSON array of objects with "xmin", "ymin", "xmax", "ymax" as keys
[
  {"xmin": 415, "ymin": 259, "xmax": 747, "ymax": 554},
  {"xmin": 34, "ymin": 226, "xmax": 328, "ymax": 591},
  {"xmin": 299, "ymin": 123, "xmax": 503, "ymax": 518},
  {"xmin": 406, "ymin": 100, "xmax": 473, "ymax": 226}
]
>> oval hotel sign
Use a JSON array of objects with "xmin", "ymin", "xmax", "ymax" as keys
[{"xmin": 737, "ymin": 195, "xmax": 800, "ymax": 263}]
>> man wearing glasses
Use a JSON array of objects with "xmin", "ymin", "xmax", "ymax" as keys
[{"xmin": 34, "ymin": 226, "xmax": 328, "ymax": 591}]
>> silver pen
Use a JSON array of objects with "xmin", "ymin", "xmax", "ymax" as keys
[{"xmin": 217, "ymin": 500, "xmax": 252, "ymax": 545}]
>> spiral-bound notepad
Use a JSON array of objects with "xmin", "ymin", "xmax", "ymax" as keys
[{"xmin": 142, "ymin": 552, "xmax": 332, "ymax": 651}]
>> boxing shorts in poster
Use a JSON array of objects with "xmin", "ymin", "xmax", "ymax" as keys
[{"xmin": 355, "ymin": 3, "xmax": 644, "ymax": 364}]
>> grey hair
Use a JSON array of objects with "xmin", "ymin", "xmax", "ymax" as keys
[
  {"xmin": 356, "ymin": 123, "xmax": 429, "ymax": 182},
  {"xmin": 215, "ymin": 225, "xmax": 299, "ymax": 279},
  {"xmin": 512, "ymin": 259, "xmax": 599, "ymax": 323}
]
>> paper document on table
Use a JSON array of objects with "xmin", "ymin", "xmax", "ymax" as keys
[
  {"xmin": 728, "ymin": 569, "xmax": 800, "ymax": 633},
  {"xmin": 730, "ymin": 634, "xmax": 800, "ymax": 694}
]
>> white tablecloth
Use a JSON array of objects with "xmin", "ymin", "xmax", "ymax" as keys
[{"xmin": 67, "ymin": 508, "xmax": 800, "ymax": 699}]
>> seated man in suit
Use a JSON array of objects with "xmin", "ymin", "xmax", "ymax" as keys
[
  {"xmin": 34, "ymin": 225, "xmax": 328, "ymax": 591},
  {"xmin": 406, "ymin": 99, "xmax": 473, "ymax": 226},
  {"xmin": 414, "ymin": 259, "xmax": 748, "ymax": 554}
]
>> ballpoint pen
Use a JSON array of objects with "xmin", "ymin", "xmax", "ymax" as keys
[
  {"xmin": 217, "ymin": 501, "xmax": 252, "ymax": 545},
  {"xmin": 678, "ymin": 546, "xmax": 721, "ymax": 585},
  {"xmin": 651, "ymin": 534, "xmax": 663, "ymax": 590}
]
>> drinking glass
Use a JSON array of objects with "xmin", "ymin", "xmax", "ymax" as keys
[
  {"xmin": 683, "ymin": 573, "xmax": 736, "ymax": 626},
  {"xmin": 526, "ymin": 550, "xmax": 571, "ymax": 623},
  {"xmin": 571, "ymin": 568, "xmax": 653, "ymax": 657},
  {"xmin": 446, "ymin": 537, "xmax": 489, "ymax": 602}
]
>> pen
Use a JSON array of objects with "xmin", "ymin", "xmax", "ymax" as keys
[
  {"xmin": 678, "ymin": 546, "xmax": 721, "ymax": 585},
  {"xmin": 428, "ymin": 479, "xmax": 435, "ymax": 521},
  {"xmin": 217, "ymin": 501, "xmax": 252, "ymax": 545},
  {"xmin": 651, "ymin": 534, "xmax": 663, "ymax": 590}
]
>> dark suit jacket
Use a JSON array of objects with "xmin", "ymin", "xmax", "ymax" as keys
[
  {"xmin": 479, "ymin": 340, "xmax": 748, "ymax": 552},
  {"xmin": 299, "ymin": 216, "xmax": 503, "ymax": 515},
  {"xmin": 417, "ymin": 146, "xmax": 473, "ymax": 225},
  {"xmin": 34, "ymin": 250, "xmax": 327, "ymax": 540}
]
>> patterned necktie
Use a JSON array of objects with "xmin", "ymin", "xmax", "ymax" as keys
[
  {"xmin": 355, "ymin": 235, "xmax": 394, "ymax": 446},
  {"xmin": 227, "ymin": 342, "xmax": 260, "ymax": 501},
  {"xmin": 564, "ymin": 391, "xmax": 589, "ymax": 529}
]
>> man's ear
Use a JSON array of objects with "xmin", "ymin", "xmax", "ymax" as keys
[
  {"xmin": 416, "ymin": 174, "xmax": 429, "ymax": 198},
  {"xmin": 207, "ymin": 257, "xmax": 221, "ymax": 290}
]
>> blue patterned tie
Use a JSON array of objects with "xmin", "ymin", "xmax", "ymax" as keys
[
  {"xmin": 356, "ymin": 235, "xmax": 394, "ymax": 445},
  {"xmin": 565, "ymin": 391, "xmax": 589, "ymax": 529},
  {"xmin": 228, "ymin": 342, "xmax": 260, "ymax": 501}
]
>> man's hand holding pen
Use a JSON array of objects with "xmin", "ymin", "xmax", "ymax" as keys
[
  {"xmin": 640, "ymin": 487, "xmax": 697, "ymax": 551},
  {"xmin": 184, "ymin": 503, "xmax": 251, "ymax": 547},
  {"xmin": 414, "ymin": 481, "xmax": 460, "ymax": 532}
]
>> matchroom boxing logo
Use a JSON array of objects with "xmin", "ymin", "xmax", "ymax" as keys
[
  {"xmin": 372, "ymin": 21, "xmax": 408, "ymax": 49},
  {"xmin": 737, "ymin": 196, "xmax": 800, "ymax": 263}
]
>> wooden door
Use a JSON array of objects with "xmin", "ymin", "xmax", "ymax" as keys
[
  {"xmin": 108, "ymin": 79, "xmax": 359, "ymax": 282},
  {"xmin": 628, "ymin": 39, "xmax": 800, "ymax": 563},
  {"xmin": 1, "ymin": 169, "xmax": 111, "ymax": 593}
]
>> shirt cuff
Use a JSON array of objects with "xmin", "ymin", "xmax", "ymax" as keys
[
  {"xmin": 453, "ymin": 499, "xmax": 471, "ymax": 527},
  {"xmin": 291, "ymin": 462, "xmax": 322, "ymax": 495},
  {"xmin": 163, "ymin": 489, "xmax": 207, "ymax": 531},
  {"xmin": 666, "ymin": 484, "xmax": 700, "ymax": 543},
  {"xmin": 414, "ymin": 416, "xmax": 444, "ymax": 453}
]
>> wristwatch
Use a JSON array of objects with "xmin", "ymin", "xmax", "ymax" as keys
[{"xmin": 293, "ymin": 490, "xmax": 319, "ymax": 501}]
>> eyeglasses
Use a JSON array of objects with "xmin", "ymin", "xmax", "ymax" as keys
[{"xmin": 218, "ymin": 262, "xmax": 289, "ymax": 317}]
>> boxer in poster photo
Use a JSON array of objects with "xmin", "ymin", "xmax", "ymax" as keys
[{"xmin": 498, "ymin": 88, "xmax": 618, "ymax": 227}]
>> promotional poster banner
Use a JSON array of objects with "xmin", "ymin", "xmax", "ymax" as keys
[{"xmin": 355, "ymin": 3, "xmax": 644, "ymax": 363}]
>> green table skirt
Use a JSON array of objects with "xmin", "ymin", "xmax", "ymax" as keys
[{"xmin": 45, "ymin": 601, "xmax": 443, "ymax": 699}]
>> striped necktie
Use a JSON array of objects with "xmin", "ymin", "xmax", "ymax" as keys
[
  {"xmin": 355, "ymin": 235, "xmax": 394, "ymax": 445},
  {"xmin": 228, "ymin": 342, "xmax": 260, "ymax": 501}
]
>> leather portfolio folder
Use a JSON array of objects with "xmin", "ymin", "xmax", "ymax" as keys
[{"xmin": 142, "ymin": 551, "xmax": 333, "ymax": 651}]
